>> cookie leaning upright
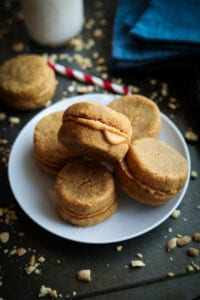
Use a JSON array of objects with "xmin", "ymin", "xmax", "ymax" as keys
[
  {"xmin": 34, "ymin": 111, "xmax": 73, "ymax": 176},
  {"xmin": 108, "ymin": 95, "xmax": 161, "ymax": 141},
  {"xmin": 58, "ymin": 101, "xmax": 132, "ymax": 162},
  {"xmin": 115, "ymin": 138, "xmax": 188, "ymax": 206},
  {"xmin": 0, "ymin": 54, "xmax": 56, "ymax": 110}
]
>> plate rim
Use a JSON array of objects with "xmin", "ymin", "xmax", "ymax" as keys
[{"xmin": 8, "ymin": 93, "xmax": 191, "ymax": 244}]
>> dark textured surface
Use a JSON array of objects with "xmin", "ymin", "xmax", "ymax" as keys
[{"xmin": 0, "ymin": 1, "xmax": 200, "ymax": 299}]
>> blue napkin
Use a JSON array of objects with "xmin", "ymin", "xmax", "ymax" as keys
[
  {"xmin": 111, "ymin": 0, "xmax": 200, "ymax": 70},
  {"xmin": 131, "ymin": 0, "xmax": 200, "ymax": 46}
]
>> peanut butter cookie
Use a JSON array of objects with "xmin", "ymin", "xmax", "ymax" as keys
[
  {"xmin": 55, "ymin": 159, "xmax": 117, "ymax": 226},
  {"xmin": 0, "ymin": 54, "xmax": 56, "ymax": 110},
  {"xmin": 115, "ymin": 138, "xmax": 188, "ymax": 205},
  {"xmin": 34, "ymin": 111, "xmax": 73, "ymax": 176},
  {"xmin": 108, "ymin": 95, "xmax": 161, "ymax": 141},
  {"xmin": 58, "ymin": 101, "xmax": 132, "ymax": 162}
]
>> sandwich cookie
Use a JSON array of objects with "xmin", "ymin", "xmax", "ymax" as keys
[
  {"xmin": 55, "ymin": 159, "xmax": 118, "ymax": 226},
  {"xmin": 108, "ymin": 95, "xmax": 161, "ymax": 141},
  {"xmin": 115, "ymin": 138, "xmax": 188, "ymax": 206},
  {"xmin": 58, "ymin": 101, "xmax": 132, "ymax": 162},
  {"xmin": 0, "ymin": 54, "xmax": 56, "ymax": 110},
  {"xmin": 34, "ymin": 111, "xmax": 73, "ymax": 176}
]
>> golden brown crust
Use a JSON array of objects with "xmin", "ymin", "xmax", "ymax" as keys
[
  {"xmin": 0, "ymin": 54, "xmax": 56, "ymax": 110},
  {"xmin": 34, "ymin": 111, "xmax": 73, "ymax": 176},
  {"xmin": 108, "ymin": 95, "xmax": 161, "ymax": 141},
  {"xmin": 55, "ymin": 159, "xmax": 118, "ymax": 226}
]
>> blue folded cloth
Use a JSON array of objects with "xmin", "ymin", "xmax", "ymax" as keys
[
  {"xmin": 131, "ymin": 0, "xmax": 200, "ymax": 46},
  {"xmin": 111, "ymin": 0, "xmax": 200, "ymax": 70}
]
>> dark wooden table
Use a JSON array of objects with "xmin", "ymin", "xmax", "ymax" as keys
[{"xmin": 0, "ymin": 1, "xmax": 200, "ymax": 299}]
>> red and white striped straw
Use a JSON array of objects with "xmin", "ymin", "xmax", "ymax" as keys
[{"xmin": 47, "ymin": 61, "xmax": 131, "ymax": 95}]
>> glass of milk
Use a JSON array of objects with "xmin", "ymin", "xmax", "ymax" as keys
[{"xmin": 20, "ymin": 0, "xmax": 84, "ymax": 47}]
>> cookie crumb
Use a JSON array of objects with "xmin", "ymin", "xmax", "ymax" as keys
[
  {"xmin": 0, "ymin": 139, "xmax": 8, "ymax": 145},
  {"xmin": 16, "ymin": 247, "xmax": 27, "ymax": 256},
  {"xmin": 187, "ymin": 247, "xmax": 199, "ymax": 257},
  {"xmin": 161, "ymin": 82, "xmax": 168, "ymax": 97},
  {"xmin": 149, "ymin": 79, "xmax": 157, "ymax": 85},
  {"xmin": 177, "ymin": 235, "xmax": 191, "ymax": 247},
  {"xmin": 25, "ymin": 255, "xmax": 42, "ymax": 274},
  {"xmin": 0, "ymin": 207, "xmax": 4, "ymax": 217},
  {"xmin": 9, "ymin": 248, "xmax": 17, "ymax": 256},
  {"xmin": 25, "ymin": 263, "xmax": 40, "ymax": 275},
  {"xmin": 130, "ymin": 260, "xmax": 146, "ymax": 268},
  {"xmin": 38, "ymin": 285, "xmax": 57, "ymax": 298},
  {"xmin": 193, "ymin": 232, "xmax": 200, "ymax": 242},
  {"xmin": 93, "ymin": 28, "xmax": 104, "ymax": 39},
  {"xmin": 76, "ymin": 269, "xmax": 91, "ymax": 282},
  {"xmin": 67, "ymin": 85, "xmax": 76, "ymax": 93},
  {"xmin": 167, "ymin": 272, "xmax": 175, "ymax": 278},
  {"xmin": 0, "ymin": 232, "xmax": 10, "ymax": 243},
  {"xmin": 100, "ymin": 18, "xmax": 107, "ymax": 26},
  {"xmin": 185, "ymin": 130, "xmax": 199, "ymax": 143},
  {"xmin": 76, "ymin": 85, "xmax": 94, "ymax": 94},
  {"xmin": 191, "ymin": 262, "xmax": 200, "ymax": 271},
  {"xmin": 167, "ymin": 102, "xmax": 179, "ymax": 110},
  {"xmin": 187, "ymin": 264, "xmax": 194, "ymax": 272},
  {"xmin": 136, "ymin": 253, "xmax": 143, "ymax": 259},
  {"xmin": 0, "ymin": 112, "xmax": 6, "ymax": 121},
  {"xmin": 29, "ymin": 255, "xmax": 36, "ymax": 266},
  {"xmin": 37, "ymin": 256, "xmax": 45, "ymax": 263},
  {"xmin": 116, "ymin": 245, "xmax": 123, "ymax": 252},
  {"xmin": 191, "ymin": 170, "xmax": 198, "ymax": 179},
  {"xmin": 166, "ymin": 237, "xmax": 177, "ymax": 252},
  {"xmin": 171, "ymin": 209, "xmax": 181, "ymax": 219},
  {"xmin": 8, "ymin": 116, "xmax": 20, "ymax": 125},
  {"xmin": 129, "ymin": 85, "xmax": 140, "ymax": 93},
  {"xmin": 49, "ymin": 290, "xmax": 58, "ymax": 298},
  {"xmin": 12, "ymin": 42, "xmax": 25, "ymax": 52}
]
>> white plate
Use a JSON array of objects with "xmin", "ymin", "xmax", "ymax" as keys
[{"xmin": 8, "ymin": 94, "xmax": 191, "ymax": 244}]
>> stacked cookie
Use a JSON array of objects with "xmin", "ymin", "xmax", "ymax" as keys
[
  {"xmin": 34, "ymin": 111, "xmax": 73, "ymax": 176},
  {"xmin": 33, "ymin": 95, "xmax": 188, "ymax": 227},
  {"xmin": 0, "ymin": 54, "xmax": 56, "ymax": 110}
]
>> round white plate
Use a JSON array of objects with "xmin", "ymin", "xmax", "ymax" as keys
[{"xmin": 8, "ymin": 94, "xmax": 190, "ymax": 244}]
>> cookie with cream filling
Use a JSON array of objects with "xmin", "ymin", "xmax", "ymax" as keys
[
  {"xmin": 34, "ymin": 111, "xmax": 73, "ymax": 176},
  {"xmin": 108, "ymin": 95, "xmax": 161, "ymax": 141},
  {"xmin": 55, "ymin": 158, "xmax": 118, "ymax": 226},
  {"xmin": 115, "ymin": 138, "xmax": 188, "ymax": 206},
  {"xmin": 58, "ymin": 101, "xmax": 132, "ymax": 162}
]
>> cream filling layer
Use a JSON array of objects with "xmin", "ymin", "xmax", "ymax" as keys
[
  {"xmin": 57, "ymin": 200, "xmax": 117, "ymax": 219},
  {"xmin": 122, "ymin": 161, "xmax": 178, "ymax": 196},
  {"xmin": 64, "ymin": 116, "xmax": 130, "ymax": 145}
]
